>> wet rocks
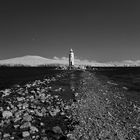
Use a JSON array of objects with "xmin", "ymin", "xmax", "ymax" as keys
[{"xmin": 0, "ymin": 71, "xmax": 76, "ymax": 139}]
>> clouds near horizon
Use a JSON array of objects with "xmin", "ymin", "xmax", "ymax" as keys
[{"xmin": 53, "ymin": 56, "xmax": 98, "ymax": 65}]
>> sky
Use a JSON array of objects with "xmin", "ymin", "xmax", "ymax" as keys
[{"xmin": 0, "ymin": 0, "xmax": 140, "ymax": 62}]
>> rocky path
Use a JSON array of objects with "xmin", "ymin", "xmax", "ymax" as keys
[
  {"xmin": 69, "ymin": 71, "xmax": 140, "ymax": 140},
  {"xmin": 0, "ymin": 70, "xmax": 140, "ymax": 140}
]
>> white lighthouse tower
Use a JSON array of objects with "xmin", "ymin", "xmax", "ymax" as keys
[{"xmin": 69, "ymin": 48, "xmax": 74, "ymax": 69}]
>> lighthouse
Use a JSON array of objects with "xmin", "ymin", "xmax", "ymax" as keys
[{"xmin": 69, "ymin": 49, "xmax": 74, "ymax": 69}]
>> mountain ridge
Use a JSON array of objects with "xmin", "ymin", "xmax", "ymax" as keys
[{"xmin": 0, "ymin": 55, "xmax": 139, "ymax": 66}]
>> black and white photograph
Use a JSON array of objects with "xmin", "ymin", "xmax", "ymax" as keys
[{"xmin": 0, "ymin": 0, "xmax": 140, "ymax": 139}]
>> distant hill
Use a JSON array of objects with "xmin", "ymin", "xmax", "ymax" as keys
[
  {"xmin": 0, "ymin": 55, "xmax": 139, "ymax": 67},
  {"xmin": 0, "ymin": 55, "xmax": 68, "ymax": 66}
]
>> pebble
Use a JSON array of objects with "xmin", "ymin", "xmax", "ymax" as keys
[
  {"xmin": 23, "ymin": 114, "xmax": 32, "ymax": 122},
  {"xmin": 2, "ymin": 111, "xmax": 13, "ymax": 118},
  {"xmin": 67, "ymin": 134, "xmax": 76, "ymax": 140},
  {"xmin": 2, "ymin": 89, "xmax": 11, "ymax": 97},
  {"xmin": 49, "ymin": 108, "xmax": 60, "ymax": 116},
  {"xmin": 3, "ymin": 133, "xmax": 10, "ymax": 138},
  {"xmin": 14, "ymin": 124, "xmax": 19, "ymax": 129},
  {"xmin": 20, "ymin": 122, "xmax": 31, "ymax": 129},
  {"xmin": 60, "ymin": 112, "xmax": 65, "ymax": 115},
  {"xmin": 30, "ymin": 126, "xmax": 39, "ymax": 133},
  {"xmin": 42, "ymin": 137, "xmax": 48, "ymax": 140},
  {"xmin": 17, "ymin": 97, "xmax": 24, "ymax": 102},
  {"xmin": 74, "ymin": 93, "xmax": 78, "ymax": 97},
  {"xmin": 35, "ymin": 109, "xmax": 43, "ymax": 117},
  {"xmin": 22, "ymin": 131, "xmax": 30, "ymax": 137},
  {"xmin": 40, "ymin": 122, "xmax": 44, "ymax": 126},
  {"xmin": 52, "ymin": 126, "xmax": 63, "ymax": 134}
]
